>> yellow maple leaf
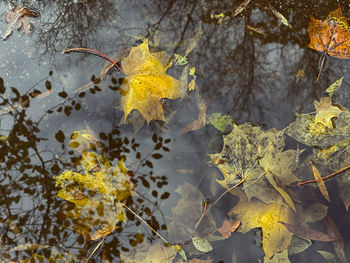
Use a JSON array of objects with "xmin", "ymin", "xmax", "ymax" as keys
[
  {"xmin": 310, "ymin": 97, "xmax": 342, "ymax": 133},
  {"xmin": 120, "ymin": 40, "xmax": 183, "ymax": 123},
  {"xmin": 55, "ymin": 129, "xmax": 133, "ymax": 239},
  {"xmin": 229, "ymin": 199, "xmax": 295, "ymax": 259}
]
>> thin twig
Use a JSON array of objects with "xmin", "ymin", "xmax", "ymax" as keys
[
  {"xmin": 291, "ymin": 164, "xmax": 350, "ymax": 187},
  {"xmin": 84, "ymin": 237, "xmax": 105, "ymax": 263},
  {"xmin": 122, "ymin": 203, "xmax": 170, "ymax": 245}
]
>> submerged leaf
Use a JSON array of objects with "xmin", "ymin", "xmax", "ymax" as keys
[
  {"xmin": 209, "ymin": 123, "xmax": 291, "ymax": 205},
  {"xmin": 279, "ymin": 222, "xmax": 337, "ymax": 242},
  {"xmin": 55, "ymin": 130, "xmax": 133, "ymax": 239},
  {"xmin": 323, "ymin": 217, "xmax": 346, "ymax": 263}
]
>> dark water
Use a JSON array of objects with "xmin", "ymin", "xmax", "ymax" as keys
[{"xmin": 1, "ymin": 0, "xmax": 350, "ymax": 262}]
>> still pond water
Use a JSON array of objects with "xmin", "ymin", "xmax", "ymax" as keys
[{"xmin": 1, "ymin": 0, "xmax": 350, "ymax": 262}]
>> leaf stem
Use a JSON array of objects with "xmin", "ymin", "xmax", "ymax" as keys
[{"xmin": 64, "ymin": 47, "xmax": 124, "ymax": 74}]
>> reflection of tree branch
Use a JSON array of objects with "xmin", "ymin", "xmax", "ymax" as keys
[{"xmin": 33, "ymin": 1, "xmax": 118, "ymax": 55}]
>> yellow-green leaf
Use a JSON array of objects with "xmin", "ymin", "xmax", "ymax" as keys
[
  {"xmin": 265, "ymin": 172, "xmax": 296, "ymax": 212},
  {"xmin": 312, "ymin": 165, "xmax": 330, "ymax": 202}
]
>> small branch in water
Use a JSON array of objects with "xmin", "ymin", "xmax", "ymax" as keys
[{"xmin": 290, "ymin": 164, "xmax": 350, "ymax": 187}]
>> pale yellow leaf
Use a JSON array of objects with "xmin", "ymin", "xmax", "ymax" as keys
[
  {"xmin": 312, "ymin": 165, "xmax": 330, "ymax": 202},
  {"xmin": 265, "ymin": 172, "xmax": 296, "ymax": 212}
]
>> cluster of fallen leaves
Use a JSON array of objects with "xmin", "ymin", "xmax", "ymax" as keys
[
  {"xmin": 207, "ymin": 83, "xmax": 349, "ymax": 261},
  {"xmin": 51, "ymin": 5, "xmax": 350, "ymax": 262}
]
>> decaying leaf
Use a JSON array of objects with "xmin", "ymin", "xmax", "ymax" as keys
[
  {"xmin": 90, "ymin": 225, "xmax": 115, "ymax": 241},
  {"xmin": 168, "ymin": 182, "xmax": 216, "ymax": 245},
  {"xmin": 217, "ymin": 218, "xmax": 240, "ymax": 239},
  {"xmin": 229, "ymin": 199, "xmax": 295, "ymax": 259},
  {"xmin": 179, "ymin": 92, "xmax": 212, "ymax": 134},
  {"xmin": 120, "ymin": 40, "xmax": 184, "ymax": 123},
  {"xmin": 3, "ymin": 5, "xmax": 38, "ymax": 40},
  {"xmin": 286, "ymin": 100, "xmax": 348, "ymax": 148},
  {"xmin": 312, "ymin": 164, "xmax": 330, "ymax": 202},
  {"xmin": 209, "ymin": 123, "xmax": 297, "ymax": 206}
]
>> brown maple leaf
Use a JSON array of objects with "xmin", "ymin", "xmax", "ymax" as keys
[{"xmin": 3, "ymin": 5, "xmax": 38, "ymax": 41}]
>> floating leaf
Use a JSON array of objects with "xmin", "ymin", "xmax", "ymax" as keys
[
  {"xmin": 308, "ymin": 7, "xmax": 350, "ymax": 58},
  {"xmin": 90, "ymin": 224, "xmax": 115, "ymax": 241},
  {"xmin": 120, "ymin": 40, "xmax": 184, "ymax": 123},
  {"xmin": 174, "ymin": 54, "xmax": 189, "ymax": 65},
  {"xmin": 326, "ymin": 77, "xmax": 343, "ymax": 96},
  {"xmin": 191, "ymin": 236, "xmax": 213, "ymax": 253},
  {"xmin": 144, "ymin": 241, "xmax": 177, "ymax": 263},
  {"xmin": 312, "ymin": 164, "xmax": 330, "ymax": 202}
]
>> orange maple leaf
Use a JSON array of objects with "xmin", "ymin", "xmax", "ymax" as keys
[{"xmin": 308, "ymin": 7, "xmax": 350, "ymax": 59}]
